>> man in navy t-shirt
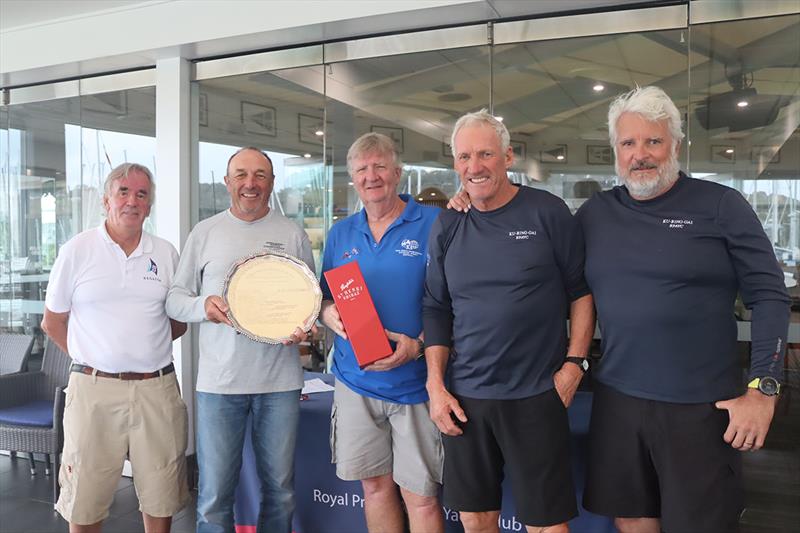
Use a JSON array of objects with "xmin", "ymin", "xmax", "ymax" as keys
[
  {"xmin": 424, "ymin": 110, "xmax": 595, "ymax": 533},
  {"xmin": 578, "ymin": 86, "xmax": 790, "ymax": 533}
]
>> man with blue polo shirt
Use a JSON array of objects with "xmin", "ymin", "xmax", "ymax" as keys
[{"xmin": 319, "ymin": 132, "xmax": 444, "ymax": 533}]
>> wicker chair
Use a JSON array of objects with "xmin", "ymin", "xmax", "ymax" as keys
[
  {"xmin": 0, "ymin": 340, "xmax": 72, "ymax": 504},
  {"xmin": 0, "ymin": 333, "xmax": 34, "ymax": 375}
]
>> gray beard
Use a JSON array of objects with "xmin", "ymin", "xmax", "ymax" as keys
[{"xmin": 617, "ymin": 155, "xmax": 681, "ymax": 200}]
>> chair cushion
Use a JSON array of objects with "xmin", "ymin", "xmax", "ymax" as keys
[{"xmin": 0, "ymin": 400, "xmax": 54, "ymax": 427}]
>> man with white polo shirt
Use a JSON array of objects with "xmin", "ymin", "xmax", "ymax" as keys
[{"xmin": 42, "ymin": 163, "xmax": 189, "ymax": 533}]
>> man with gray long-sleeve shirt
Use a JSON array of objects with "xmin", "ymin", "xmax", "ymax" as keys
[{"xmin": 166, "ymin": 147, "xmax": 314, "ymax": 533}]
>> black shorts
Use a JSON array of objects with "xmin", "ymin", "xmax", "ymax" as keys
[
  {"xmin": 583, "ymin": 382, "xmax": 743, "ymax": 533},
  {"xmin": 442, "ymin": 389, "xmax": 578, "ymax": 527}
]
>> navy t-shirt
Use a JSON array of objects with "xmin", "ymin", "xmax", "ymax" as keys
[
  {"xmin": 424, "ymin": 185, "xmax": 590, "ymax": 400},
  {"xmin": 577, "ymin": 173, "xmax": 790, "ymax": 403}
]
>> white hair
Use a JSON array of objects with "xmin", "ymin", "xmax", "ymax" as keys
[
  {"xmin": 608, "ymin": 86, "xmax": 684, "ymax": 151},
  {"xmin": 450, "ymin": 109, "xmax": 510, "ymax": 154},
  {"xmin": 103, "ymin": 163, "xmax": 155, "ymax": 206}
]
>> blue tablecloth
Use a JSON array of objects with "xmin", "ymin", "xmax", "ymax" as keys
[{"xmin": 234, "ymin": 372, "xmax": 613, "ymax": 533}]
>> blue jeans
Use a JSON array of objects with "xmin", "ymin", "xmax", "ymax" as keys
[{"xmin": 195, "ymin": 390, "xmax": 300, "ymax": 533}]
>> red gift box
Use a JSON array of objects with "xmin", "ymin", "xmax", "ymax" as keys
[{"xmin": 324, "ymin": 260, "xmax": 393, "ymax": 368}]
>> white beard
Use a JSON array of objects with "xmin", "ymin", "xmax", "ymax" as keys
[{"xmin": 617, "ymin": 153, "xmax": 681, "ymax": 200}]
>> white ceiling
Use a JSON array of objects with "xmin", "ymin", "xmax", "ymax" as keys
[{"xmin": 0, "ymin": 0, "xmax": 156, "ymax": 32}]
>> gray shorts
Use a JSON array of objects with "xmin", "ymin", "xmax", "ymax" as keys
[{"xmin": 330, "ymin": 379, "xmax": 443, "ymax": 497}]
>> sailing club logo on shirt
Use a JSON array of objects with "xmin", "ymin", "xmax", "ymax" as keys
[
  {"xmin": 395, "ymin": 238, "xmax": 422, "ymax": 258},
  {"xmin": 143, "ymin": 258, "xmax": 162, "ymax": 282},
  {"xmin": 263, "ymin": 241, "xmax": 286, "ymax": 253},
  {"xmin": 342, "ymin": 247, "xmax": 360, "ymax": 260},
  {"xmin": 662, "ymin": 218, "xmax": 694, "ymax": 229},
  {"xmin": 508, "ymin": 229, "xmax": 536, "ymax": 240}
]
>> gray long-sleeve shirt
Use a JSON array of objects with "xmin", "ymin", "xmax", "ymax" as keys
[{"xmin": 166, "ymin": 209, "xmax": 315, "ymax": 394}]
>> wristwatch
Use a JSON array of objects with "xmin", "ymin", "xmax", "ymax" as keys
[
  {"xmin": 747, "ymin": 376, "xmax": 781, "ymax": 396},
  {"xmin": 414, "ymin": 338, "xmax": 425, "ymax": 360},
  {"xmin": 565, "ymin": 356, "xmax": 589, "ymax": 373}
]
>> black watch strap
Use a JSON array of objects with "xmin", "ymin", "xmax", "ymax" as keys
[
  {"xmin": 565, "ymin": 356, "xmax": 589, "ymax": 373},
  {"xmin": 414, "ymin": 338, "xmax": 425, "ymax": 360}
]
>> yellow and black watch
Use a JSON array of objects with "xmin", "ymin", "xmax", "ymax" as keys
[{"xmin": 747, "ymin": 377, "xmax": 781, "ymax": 396}]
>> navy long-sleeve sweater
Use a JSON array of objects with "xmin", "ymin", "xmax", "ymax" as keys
[{"xmin": 577, "ymin": 173, "xmax": 790, "ymax": 403}]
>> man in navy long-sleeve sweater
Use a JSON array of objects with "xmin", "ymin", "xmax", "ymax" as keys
[{"xmin": 578, "ymin": 86, "xmax": 790, "ymax": 533}]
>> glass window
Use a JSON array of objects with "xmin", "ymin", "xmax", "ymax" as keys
[
  {"xmin": 1, "ymin": 96, "xmax": 81, "ymax": 340},
  {"xmin": 0, "ymin": 86, "xmax": 156, "ymax": 349},
  {"xmin": 493, "ymin": 28, "xmax": 689, "ymax": 212},
  {"xmin": 195, "ymin": 66, "xmax": 327, "ymax": 270},
  {"xmin": 325, "ymin": 45, "xmax": 491, "ymax": 217},
  {"xmin": 689, "ymin": 14, "xmax": 800, "ymax": 300}
]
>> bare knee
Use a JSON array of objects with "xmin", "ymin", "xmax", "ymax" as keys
[
  {"xmin": 401, "ymin": 489, "xmax": 438, "ymax": 513},
  {"xmin": 615, "ymin": 517, "xmax": 660, "ymax": 533},
  {"xmin": 361, "ymin": 474, "xmax": 397, "ymax": 499},
  {"xmin": 527, "ymin": 523, "xmax": 568, "ymax": 533},
  {"xmin": 461, "ymin": 511, "xmax": 500, "ymax": 533}
]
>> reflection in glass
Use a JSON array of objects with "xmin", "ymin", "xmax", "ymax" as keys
[
  {"xmin": 689, "ymin": 14, "xmax": 800, "ymax": 297},
  {"xmin": 325, "ymin": 46, "xmax": 491, "ymax": 217},
  {"xmin": 493, "ymin": 29, "xmax": 689, "ymax": 212},
  {"xmin": 196, "ymin": 67, "xmax": 327, "ymax": 271},
  {"xmin": 0, "ymin": 87, "xmax": 156, "ymax": 345}
]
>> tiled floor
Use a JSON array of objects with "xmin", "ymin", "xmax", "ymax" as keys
[{"xmin": 0, "ymin": 456, "xmax": 197, "ymax": 533}]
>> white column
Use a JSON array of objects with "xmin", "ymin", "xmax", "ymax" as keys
[{"xmin": 155, "ymin": 56, "xmax": 195, "ymax": 453}]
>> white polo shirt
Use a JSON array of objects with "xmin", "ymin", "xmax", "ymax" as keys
[{"xmin": 45, "ymin": 223, "xmax": 179, "ymax": 373}]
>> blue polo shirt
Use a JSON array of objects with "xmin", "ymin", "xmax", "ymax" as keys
[{"xmin": 321, "ymin": 195, "xmax": 440, "ymax": 404}]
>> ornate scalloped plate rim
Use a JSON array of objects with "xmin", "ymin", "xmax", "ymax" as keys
[{"xmin": 222, "ymin": 251, "xmax": 321, "ymax": 344}]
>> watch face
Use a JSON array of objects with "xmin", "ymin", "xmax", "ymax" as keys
[{"xmin": 759, "ymin": 377, "xmax": 779, "ymax": 396}]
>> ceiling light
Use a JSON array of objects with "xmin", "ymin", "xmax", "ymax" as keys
[
  {"xmin": 315, "ymin": 129, "xmax": 324, "ymax": 136},
  {"xmin": 556, "ymin": 155, "xmax": 565, "ymax": 160},
  {"xmin": 725, "ymin": 148, "xmax": 734, "ymax": 154},
  {"xmin": 303, "ymin": 153, "xmax": 311, "ymax": 158},
  {"xmin": 593, "ymin": 84, "xmax": 605, "ymax": 92},
  {"xmin": 737, "ymin": 100, "xmax": 749, "ymax": 108}
]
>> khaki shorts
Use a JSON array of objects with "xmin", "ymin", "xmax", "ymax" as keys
[
  {"xmin": 56, "ymin": 371, "xmax": 189, "ymax": 525},
  {"xmin": 330, "ymin": 379, "xmax": 443, "ymax": 497}
]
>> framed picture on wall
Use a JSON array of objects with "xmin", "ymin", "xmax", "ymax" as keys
[
  {"xmin": 710, "ymin": 145, "xmax": 735, "ymax": 163},
  {"xmin": 83, "ymin": 91, "xmax": 128, "ymax": 117},
  {"xmin": 540, "ymin": 144, "xmax": 567, "ymax": 164},
  {"xmin": 510, "ymin": 140, "xmax": 527, "ymax": 161},
  {"xmin": 751, "ymin": 145, "xmax": 780, "ymax": 164},
  {"xmin": 442, "ymin": 137, "xmax": 453, "ymax": 158},
  {"xmin": 299, "ymin": 114, "xmax": 324, "ymax": 145},
  {"xmin": 586, "ymin": 145, "xmax": 612, "ymax": 165},
  {"xmin": 370, "ymin": 126, "xmax": 404, "ymax": 153},
  {"xmin": 199, "ymin": 93, "xmax": 208, "ymax": 127},
  {"xmin": 241, "ymin": 102, "xmax": 276, "ymax": 136}
]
